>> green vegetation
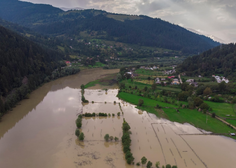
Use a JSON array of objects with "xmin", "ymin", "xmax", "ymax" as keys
[
  {"xmin": 104, "ymin": 134, "xmax": 110, "ymax": 142},
  {"xmin": 75, "ymin": 129, "xmax": 80, "ymax": 137},
  {"xmin": 122, "ymin": 120, "xmax": 134, "ymax": 164},
  {"xmin": 76, "ymin": 115, "xmax": 82, "ymax": 129},
  {"xmin": 205, "ymin": 101, "xmax": 236, "ymax": 119},
  {"xmin": 177, "ymin": 43, "xmax": 236, "ymax": 80},
  {"xmin": 141, "ymin": 156, "xmax": 147, "ymax": 165},
  {"xmin": 79, "ymin": 132, "xmax": 84, "ymax": 141},
  {"xmin": 118, "ymin": 92, "xmax": 177, "ymax": 108},
  {"xmin": 84, "ymin": 80, "xmax": 100, "ymax": 89},
  {"xmin": 163, "ymin": 108, "xmax": 235, "ymax": 135}
]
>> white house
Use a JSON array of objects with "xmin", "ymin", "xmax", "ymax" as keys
[
  {"xmin": 155, "ymin": 78, "xmax": 161, "ymax": 84},
  {"xmin": 186, "ymin": 79, "xmax": 194, "ymax": 83}
]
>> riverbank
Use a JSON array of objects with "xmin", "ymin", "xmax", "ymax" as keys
[{"xmin": 0, "ymin": 68, "xmax": 119, "ymax": 121}]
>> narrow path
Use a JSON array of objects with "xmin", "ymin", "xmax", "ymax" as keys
[{"xmin": 178, "ymin": 74, "xmax": 183, "ymax": 84}]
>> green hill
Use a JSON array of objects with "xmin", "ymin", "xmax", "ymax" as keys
[
  {"xmin": 0, "ymin": 25, "xmax": 64, "ymax": 114},
  {"xmin": 177, "ymin": 43, "xmax": 236, "ymax": 79},
  {"xmin": 0, "ymin": 0, "xmax": 220, "ymax": 54}
]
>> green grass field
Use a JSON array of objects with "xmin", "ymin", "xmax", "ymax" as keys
[
  {"xmin": 226, "ymin": 119, "xmax": 236, "ymax": 127},
  {"xmin": 121, "ymin": 79, "xmax": 181, "ymax": 93},
  {"xmin": 163, "ymin": 108, "xmax": 235, "ymax": 135},
  {"xmin": 205, "ymin": 101, "xmax": 236, "ymax": 118},
  {"xmin": 118, "ymin": 92, "xmax": 177, "ymax": 108}
]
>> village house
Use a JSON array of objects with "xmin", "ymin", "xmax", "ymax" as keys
[
  {"xmin": 190, "ymin": 81, "xmax": 198, "ymax": 87},
  {"xmin": 155, "ymin": 78, "xmax": 161, "ymax": 84},
  {"xmin": 186, "ymin": 79, "xmax": 194, "ymax": 83},
  {"xmin": 172, "ymin": 78, "xmax": 180, "ymax": 85}
]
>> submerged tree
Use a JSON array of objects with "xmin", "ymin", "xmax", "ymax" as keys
[
  {"xmin": 79, "ymin": 132, "xmax": 84, "ymax": 141},
  {"xmin": 141, "ymin": 156, "xmax": 147, "ymax": 165},
  {"xmin": 104, "ymin": 134, "xmax": 110, "ymax": 141}
]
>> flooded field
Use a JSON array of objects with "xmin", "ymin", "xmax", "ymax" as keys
[{"xmin": 0, "ymin": 69, "xmax": 236, "ymax": 168}]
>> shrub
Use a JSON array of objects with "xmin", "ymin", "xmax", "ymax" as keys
[
  {"xmin": 166, "ymin": 164, "xmax": 171, "ymax": 168},
  {"xmin": 212, "ymin": 113, "xmax": 216, "ymax": 118},
  {"xmin": 75, "ymin": 129, "xmax": 80, "ymax": 137},
  {"xmin": 136, "ymin": 162, "xmax": 140, "ymax": 166},
  {"xmin": 115, "ymin": 137, "xmax": 119, "ymax": 141},
  {"xmin": 112, "ymin": 114, "xmax": 115, "ymax": 117},
  {"xmin": 147, "ymin": 161, "xmax": 152, "ymax": 168},
  {"xmin": 117, "ymin": 112, "xmax": 120, "ymax": 116},
  {"xmin": 141, "ymin": 156, "xmax": 147, "ymax": 165},
  {"xmin": 199, "ymin": 102, "xmax": 209, "ymax": 110},
  {"xmin": 109, "ymin": 136, "xmax": 114, "ymax": 141},
  {"xmin": 123, "ymin": 145, "xmax": 130, "ymax": 153},
  {"xmin": 79, "ymin": 132, "xmax": 84, "ymax": 141},
  {"xmin": 81, "ymin": 95, "xmax": 89, "ymax": 103},
  {"xmin": 76, "ymin": 118, "xmax": 82, "ymax": 128},
  {"xmin": 138, "ymin": 99, "xmax": 144, "ymax": 106},
  {"xmin": 104, "ymin": 134, "xmax": 110, "ymax": 141}
]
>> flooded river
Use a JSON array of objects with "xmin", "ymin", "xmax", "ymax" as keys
[{"xmin": 0, "ymin": 69, "xmax": 236, "ymax": 168}]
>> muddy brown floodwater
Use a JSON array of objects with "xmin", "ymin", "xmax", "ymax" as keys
[{"xmin": 0, "ymin": 68, "xmax": 236, "ymax": 168}]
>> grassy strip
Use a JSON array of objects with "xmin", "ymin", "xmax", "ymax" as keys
[
  {"xmin": 84, "ymin": 80, "xmax": 100, "ymax": 89},
  {"xmin": 117, "ymin": 92, "xmax": 178, "ymax": 108}
]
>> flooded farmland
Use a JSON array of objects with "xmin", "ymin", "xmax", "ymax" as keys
[{"xmin": 0, "ymin": 69, "xmax": 236, "ymax": 168}]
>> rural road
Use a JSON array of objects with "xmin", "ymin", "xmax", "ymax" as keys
[{"xmin": 178, "ymin": 74, "xmax": 183, "ymax": 84}]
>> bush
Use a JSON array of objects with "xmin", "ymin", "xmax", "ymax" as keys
[
  {"xmin": 212, "ymin": 113, "xmax": 216, "ymax": 118},
  {"xmin": 76, "ymin": 118, "xmax": 82, "ymax": 128},
  {"xmin": 138, "ymin": 99, "xmax": 144, "ymax": 106},
  {"xmin": 147, "ymin": 161, "xmax": 152, "ymax": 168},
  {"xmin": 75, "ymin": 129, "xmax": 80, "ymax": 137},
  {"xmin": 81, "ymin": 95, "xmax": 89, "ymax": 103},
  {"xmin": 199, "ymin": 102, "xmax": 209, "ymax": 110},
  {"xmin": 166, "ymin": 164, "xmax": 171, "ymax": 168},
  {"xmin": 141, "ymin": 156, "xmax": 147, "ymax": 165},
  {"xmin": 125, "ymin": 151, "xmax": 134, "ymax": 164},
  {"xmin": 79, "ymin": 132, "xmax": 84, "ymax": 141},
  {"xmin": 115, "ymin": 137, "xmax": 119, "ymax": 141},
  {"xmin": 112, "ymin": 114, "xmax": 115, "ymax": 117},
  {"xmin": 136, "ymin": 162, "xmax": 140, "ymax": 166},
  {"xmin": 194, "ymin": 97, "xmax": 204, "ymax": 106},
  {"xmin": 104, "ymin": 134, "xmax": 110, "ymax": 141},
  {"xmin": 123, "ymin": 145, "xmax": 130, "ymax": 153},
  {"xmin": 109, "ymin": 136, "xmax": 114, "ymax": 141},
  {"xmin": 117, "ymin": 112, "xmax": 120, "ymax": 116}
]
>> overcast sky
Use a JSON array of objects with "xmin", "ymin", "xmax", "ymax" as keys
[{"xmin": 21, "ymin": 0, "xmax": 236, "ymax": 43}]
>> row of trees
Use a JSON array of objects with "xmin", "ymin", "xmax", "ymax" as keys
[
  {"xmin": 122, "ymin": 119, "xmax": 134, "ymax": 164},
  {"xmin": 75, "ymin": 115, "xmax": 84, "ymax": 141}
]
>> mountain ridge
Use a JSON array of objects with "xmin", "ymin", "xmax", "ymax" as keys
[{"xmin": 0, "ymin": 0, "xmax": 220, "ymax": 54}]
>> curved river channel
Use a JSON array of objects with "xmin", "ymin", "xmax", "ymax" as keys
[{"xmin": 0, "ymin": 69, "xmax": 236, "ymax": 168}]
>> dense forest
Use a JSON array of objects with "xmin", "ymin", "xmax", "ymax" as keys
[
  {"xmin": 0, "ymin": 0, "xmax": 219, "ymax": 54},
  {"xmin": 177, "ymin": 43, "xmax": 236, "ymax": 79},
  {"xmin": 0, "ymin": 25, "xmax": 80, "ymax": 116}
]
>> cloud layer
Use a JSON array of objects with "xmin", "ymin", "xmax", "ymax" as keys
[{"xmin": 21, "ymin": 0, "xmax": 236, "ymax": 43}]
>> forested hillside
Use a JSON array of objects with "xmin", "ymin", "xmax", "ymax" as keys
[
  {"xmin": 0, "ymin": 25, "xmax": 65, "ymax": 115},
  {"xmin": 0, "ymin": 0, "xmax": 220, "ymax": 54},
  {"xmin": 177, "ymin": 43, "xmax": 236, "ymax": 79}
]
